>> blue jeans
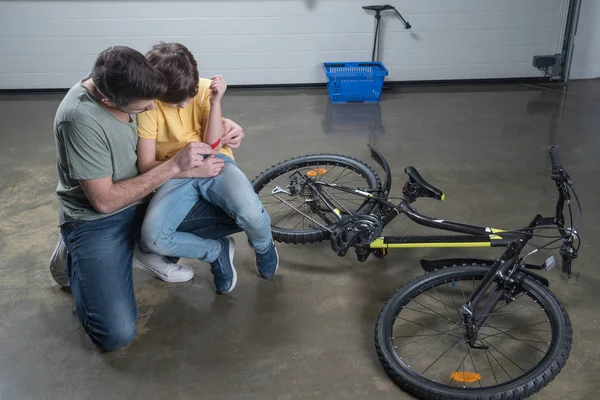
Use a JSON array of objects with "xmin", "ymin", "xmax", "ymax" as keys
[
  {"xmin": 60, "ymin": 199, "xmax": 241, "ymax": 352},
  {"xmin": 140, "ymin": 155, "xmax": 272, "ymax": 262}
]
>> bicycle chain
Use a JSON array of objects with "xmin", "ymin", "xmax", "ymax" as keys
[
  {"xmin": 320, "ymin": 186, "xmax": 352, "ymax": 215},
  {"xmin": 272, "ymin": 194, "xmax": 334, "ymax": 232}
]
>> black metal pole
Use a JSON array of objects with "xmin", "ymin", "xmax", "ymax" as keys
[{"xmin": 372, "ymin": 14, "xmax": 381, "ymax": 62}]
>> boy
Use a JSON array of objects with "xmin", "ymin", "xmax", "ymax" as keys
[{"xmin": 137, "ymin": 42, "xmax": 278, "ymax": 294}]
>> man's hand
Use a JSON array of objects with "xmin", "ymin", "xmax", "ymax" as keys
[
  {"xmin": 186, "ymin": 156, "xmax": 225, "ymax": 178},
  {"xmin": 221, "ymin": 118, "xmax": 245, "ymax": 149},
  {"xmin": 170, "ymin": 142, "xmax": 217, "ymax": 173}
]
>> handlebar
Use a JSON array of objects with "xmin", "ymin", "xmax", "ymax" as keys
[
  {"xmin": 548, "ymin": 145, "xmax": 572, "ymax": 184},
  {"xmin": 547, "ymin": 145, "xmax": 578, "ymax": 278}
]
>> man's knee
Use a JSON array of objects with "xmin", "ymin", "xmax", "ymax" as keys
[{"xmin": 95, "ymin": 316, "xmax": 137, "ymax": 352}]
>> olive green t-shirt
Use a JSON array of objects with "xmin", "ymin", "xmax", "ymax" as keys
[{"xmin": 54, "ymin": 80, "xmax": 143, "ymax": 224}]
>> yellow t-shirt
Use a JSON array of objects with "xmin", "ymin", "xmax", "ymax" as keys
[{"xmin": 137, "ymin": 78, "xmax": 233, "ymax": 161}]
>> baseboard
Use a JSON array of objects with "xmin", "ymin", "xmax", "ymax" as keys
[{"xmin": 0, "ymin": 77, "xmax": 555, "ymax": 94}]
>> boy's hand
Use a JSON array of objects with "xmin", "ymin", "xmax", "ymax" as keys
[
  {"xmin": 210, "ymin": 75, "xmax": 227, "ymax": 103},
  {"xmin": 188, "ymin": 155, "xmax": 225, "ymax": 178}
]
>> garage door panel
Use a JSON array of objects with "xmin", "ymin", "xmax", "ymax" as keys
[
  {"xmin": 0, "ymin": 12, "xmax": 557, "ymax": 38},
  {"xmin": 0, "ymin": 17, "xmax": 376, "ymax": 38},
  {"xmin": 0, "ymin": 0, "xmax": 570, "ymax": 88},
  {"xmin": 0, "ymin": 10, "xmax": 563, "ymax": 39},
  {"xmin": 0, "ymin": 28, "xmax": 555, "ymax": 58},
  {"xmin": 1, "ymin": 0, "xmax": 564, "ymax": 19},
  {"xmin": 1, "ymin": 45, "xmax": 554, "ymax": 75},
  {"xmin": 0, "ymin": 34, "xmax": 373, "ymax": 56}
]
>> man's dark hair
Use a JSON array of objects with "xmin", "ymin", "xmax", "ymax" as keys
[
  {"xmin": 91, "ymin": 46, "xmax": 168, "ymax": 108},
  {"xmin": 145, "ymin": 42, "xmax": 199, "ymax": 104}
]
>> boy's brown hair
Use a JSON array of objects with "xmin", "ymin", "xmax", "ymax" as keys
[{"xmin": 145, "ymin": 42, "xmax": 199, "ymax": 104}]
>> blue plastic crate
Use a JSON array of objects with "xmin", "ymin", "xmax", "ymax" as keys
[{"xmin": 322, "ymin": 62, "xmax": 389, "ymax": 104}]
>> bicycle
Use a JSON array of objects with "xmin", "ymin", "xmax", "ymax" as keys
[{"xmin": 252, "ymin": 145, "xmax": 581, "ymax": 399}]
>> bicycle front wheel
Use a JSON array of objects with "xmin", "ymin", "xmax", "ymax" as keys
[{"xmin": 375, "ymin": 265, "xmax": 572, "ymax": 400}]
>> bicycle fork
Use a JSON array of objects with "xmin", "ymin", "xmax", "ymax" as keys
[{"xmin": 460, "ymin": 241, "xmax": 524, "ymax": 349}]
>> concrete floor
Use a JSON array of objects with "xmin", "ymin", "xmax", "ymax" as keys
[{"xmin": 1, "ymin": 80, "xmax": 599, "ymax": 400}]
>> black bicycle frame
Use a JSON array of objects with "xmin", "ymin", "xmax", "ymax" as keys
[
  {"xmin": 307, "ymin": 144, "xmax": 567, "ymax": 251},
  {"xmin": 309, "ymin": 179, "xmax": 522, "ymax": 249}
]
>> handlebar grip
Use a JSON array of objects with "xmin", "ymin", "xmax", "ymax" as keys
[{"xmin": 548, "ymin": 145, "xmax": 563, "ymax": 180}]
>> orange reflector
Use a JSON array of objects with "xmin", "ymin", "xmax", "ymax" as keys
[
  {"xmin": 307, "ymin": 168, "xmax": 328, "ymax": 177},
  {"xmin": 450, "ymin": 372, "xmax": 481, "ymax": 383}
]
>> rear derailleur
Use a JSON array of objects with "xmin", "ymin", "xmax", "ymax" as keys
[{"xmin": 330, "ymin": 215, "xmax": 383, "ymax": 260}]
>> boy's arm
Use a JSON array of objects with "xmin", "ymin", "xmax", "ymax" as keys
[
  {"xmin": 136, "ymin": 106, "xmax": 193, "ymax": 178},
  {"xmin": 137, "ymin": 137, "xmax": 163, "ymax": 173},
  {"xmin": 202, "ymin": 75, "xmax": 227, "ymax": 147}
]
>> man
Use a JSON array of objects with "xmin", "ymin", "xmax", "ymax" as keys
[{"xmin": 49, "ymin": 46, "xmax": 244, "ymax": 352}]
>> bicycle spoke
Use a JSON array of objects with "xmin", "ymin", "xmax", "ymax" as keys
[
  {"xmin": 292, "ymin": 212, "xmax": 304, "ymax": 230},
  {"xmin": 432, "ymin": 285, "xmax": 455, "ymax": 321},
  {"xmin": 410, "ymin": 298, "xmax": 456, "ymax": 323},
  {"xmin": 479, "ymin": 320, "xmax": 550, "ymax": 339},
  {"xmin": 395, "ymin": 317, "xmax": 463, "ymax": 340},
  {"xmin": 394, "ymin": 334, "xmax": 449, "ymax": 349},
  {"xmin": 407, "ymin": 321, "xmax": 462, "ymax": 368},
  {"xmin": 479, "ymin": 327, "xmax": 550, "ymax": 349},
  {"xmin": 333, "ymin": 168, "xmax": 354, "ymax": 184},
  {"xmin": 419, "ymin": 291, "xmax": 462, "ymax": 317},
  {"xmin": 446, "ymin": 281, "xmax": 464, "ymax": 321},
  {"xmin": 421, "ymin": 338, "xmax": 463, "ymax": 375},
  {"xmin": 484, "ymin": 347, "xmax": 500, "ymax": 384},
  {"xmin": 467, "ymin": 343, "xmax": 482, "ymax": 387},
  {"xmin": 484, "ymin": 306, "xmax": 543, "ymax": 317},
  {"xmin": 433, "ymin": 337, "xmax": 463, "ymax": 382},
  {"xmin": 460, "ymin": 282, "xmax": 467, "ymax": 305},
  {"xmin": 449, "ymin": 340, "xmax": 471, "ymax": 386},
  {"xmin": 480, "ymin": 338, "xmax": 513, "ymax": 380},
  {"xmin": 401, "ymin": 306, "xmax": 458, "ymax": 323},
  {"xmin": 272, "ymin": 209, "xmax": 296, "ymax": 226},
  {"xmin": 394, "ymin": 332, "xmax": 449, "ymax": 339},
  {"xmin": 479, "ymin": 336, "xmax": 526, "ymax": 372},
  {"xmin": 270, "ymin": 201, "xmax": 291, "ymax": 216}
]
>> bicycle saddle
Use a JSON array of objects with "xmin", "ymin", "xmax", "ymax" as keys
[{"xmin": 403, "ymin": 167, "xmax": 444, "ymax": 201}]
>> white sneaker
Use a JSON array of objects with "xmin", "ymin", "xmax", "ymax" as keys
[
  {"xmin": 49, "ymin": 236, "xmax": 70, "ymax": 287},
  {"xmin": 133, "ymin": 246, "xmax": 194, "ymax": 283}
]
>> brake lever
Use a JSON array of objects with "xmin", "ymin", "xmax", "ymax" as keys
[{"xmin": 559, "ymin": 240, "xmax": 577, "ymax": 278}]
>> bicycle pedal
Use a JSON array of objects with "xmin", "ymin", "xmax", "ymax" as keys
[{"xmin": 543, "ymin": 256, "xmax": 556, "ymax": 272}]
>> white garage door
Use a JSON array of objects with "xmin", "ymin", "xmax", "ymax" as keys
[{"xmin": 0, "ymin": 0, "xmax": 571, "ymax": 89}]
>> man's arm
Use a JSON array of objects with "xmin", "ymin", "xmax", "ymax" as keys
[
  {"xmin": 81, "ymin": 141, "xmax": 215, "ymax": 214},
  {"xmin": 81, "ymin": 158, "xmax": 179, "ymax": 214}
]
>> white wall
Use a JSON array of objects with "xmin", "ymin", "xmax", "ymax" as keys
[
  {"xmin": 0, "ymin": 0, "xmax": 570, "ymax": 89},
  {"xmin": 569, "ymin": 0, "xmax": 600, "ymax": 79}
]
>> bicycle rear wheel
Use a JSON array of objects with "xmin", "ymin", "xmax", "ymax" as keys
[
  {"xmin": 252, "ymin": 154, "xmax": 381, "ymax": 244},
  {"xmin": 375, "ymin": 265, "xmax": 572, "ymax": 400}
]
